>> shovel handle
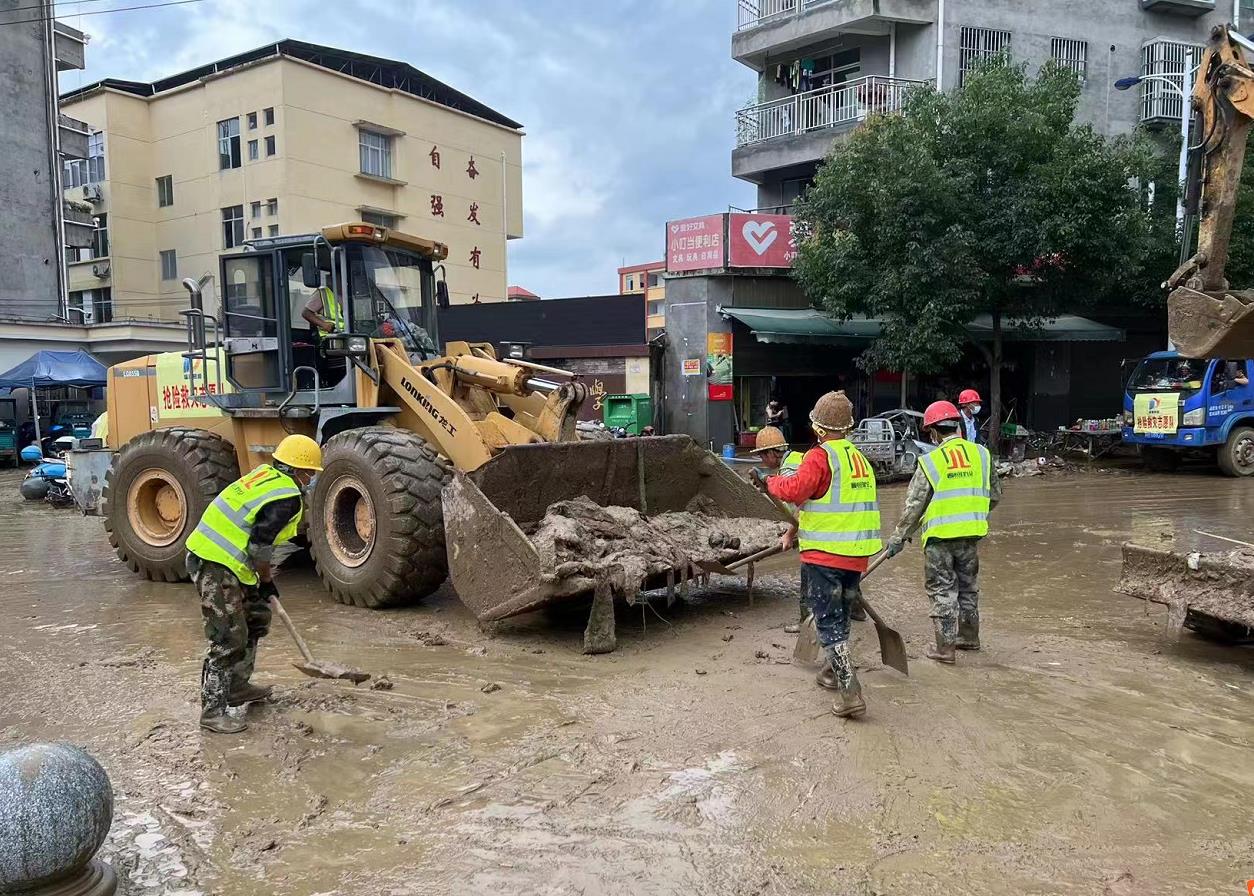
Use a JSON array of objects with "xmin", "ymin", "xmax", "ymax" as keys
[
  {"xmin": 271, "ymin": 595, "xmax": 317, "ymax": 665},
  {"xmin": 726, "ymin": 543, "xmax": 787, "ymax": 571}
]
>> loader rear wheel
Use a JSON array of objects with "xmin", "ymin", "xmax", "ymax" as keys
[
  {"xmin": 309, "ymin": 427, "xmax": 451, "ymax": 609},
  {"xmin": 1217, "ymin": 427, "xmax": 1254, "ymax": 477},
  {"xmin": 103, "ymin": 429, "xmax": 239, "ymax": 582}
]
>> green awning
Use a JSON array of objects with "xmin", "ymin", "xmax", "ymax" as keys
[{"xmin": 720, "ymin": 307, "xmax": 1125, "ymax": 345}]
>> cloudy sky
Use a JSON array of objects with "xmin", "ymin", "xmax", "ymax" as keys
[{"xmin": 58, "ymin": 0, "xmax": 756, "ymax": 297}]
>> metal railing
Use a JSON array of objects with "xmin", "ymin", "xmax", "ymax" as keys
[
  {"xmin": 735, "ymin": 76, "xmax": 926, "ymax": 148},
  {"xmin": 736, "ymin": 0, "xmax": 798, "ymax": 30},
  {"xmin": 1140, "ymin": 38, "xmax": 1201, "ymax": 123}
]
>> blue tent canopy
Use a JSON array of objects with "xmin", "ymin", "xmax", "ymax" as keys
[{"xmin": 0, "ymin": 350, "xmax": 107, "ymax": 389}]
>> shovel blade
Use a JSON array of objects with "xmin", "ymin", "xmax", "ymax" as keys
[
  {"xmin": 874, "ymin": 623, "xmax": 910, "ymax": 676},
  {"xmin": 792, "ymin": 614, "xmax": 823, "ymax": 667},
  {"xmin": 293, "ymin": 660, "xmax": 370, "ymax": 684},
  {"xmin": 694, "ymin": 558, "xmax": 738, "ymax": 576}
]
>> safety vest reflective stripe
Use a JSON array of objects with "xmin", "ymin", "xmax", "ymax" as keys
[
  {"xmin": 780, "ymin": 451, "xmax": 804, "ymax": 476},
  {"xmin": 185, "ymin": 465, "xmax": 302, "ymax": 585},
  {"xmin": 797, "ymin": 440, "xmax": 882, "ymax": 557},
  {"xmin": 212, "ymin": 488, "xmax": 302, "ymax": 529},
  {"xmin": 920, "ymin": 438, "xmax": 991, "ymax": 544}
]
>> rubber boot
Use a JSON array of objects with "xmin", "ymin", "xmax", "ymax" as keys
[
  {"xmin": 827, "ymin": 642, "xmax": 866, "ymax": 719},
  {"xmin": 785, "ymin": 602, "xmax": 805, "ymax": 635},
  {"xmin": 228, "ymin": 681, "xmax": 273, "ymax": 706},
  {"xmin": 815, "ymin": 663, "xmax": 839, "ymax": 690},
  {"xmin": 200, "ymin": 711, "xmax": 248, "ymax": 734},
  {"xmin": 957, "ymin": 610, "xmax": 981, "ymax": 651},
  {"xmin": 926, "ymin": 617, "xmax": 958, "ymax": 664},
  {"xmin": 850, "ymin": 602, "xmax": 868, "ymax": 622},
  {"xmin": 200, "ymin": 660, "xmax": 248, "ymax": 733}
]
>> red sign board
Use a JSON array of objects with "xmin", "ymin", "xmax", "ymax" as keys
[
  {"xmin": 666, "ymin": 214, "xmax": 725, "ymax": 273},
  {"xmin": 728, "ymin": 212, "xmax": 796, "ymax": 268}
]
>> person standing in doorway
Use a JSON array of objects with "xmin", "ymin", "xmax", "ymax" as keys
[{"xmin": 957, "ymin": 389, "xmax": 982, "ymax": 444}]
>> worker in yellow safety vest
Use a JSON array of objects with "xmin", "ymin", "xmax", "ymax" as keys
[
  {"xmin": 301, "ymin": 284, "xmax": 344, "ymax": 339},
  {"xmin": 185, "ymin": 434, "xmax": 323, "ymax": 733},
  {"xmin": 886, "ymin": 400, "xmax": 1002, "ymax": 664},
  {"xmin": 762, "ymin": 390, "xmax": 881, "ymax": 719}
]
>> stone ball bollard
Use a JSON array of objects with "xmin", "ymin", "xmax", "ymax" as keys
[{"xmin": 0, "ymin": 743, "xmax": 117, "ymax": 895}]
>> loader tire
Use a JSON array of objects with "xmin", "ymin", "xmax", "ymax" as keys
[
  {"xmin": 103, "ymin": 429, "xmax": 239, "ymax": 582},
  {"xmin": 1217, "ymin": 426, "xmax": 1254, "ymax": 477},
  {"xmin": 309, "ymin": 426, "xmax": 451, "ymax": 609}
]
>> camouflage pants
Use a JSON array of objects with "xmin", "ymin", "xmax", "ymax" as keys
[
  {"xmin": 190, "ymin": 558, "xmax": 271, "ymax": 713},
  {"xmin": 923, "ymin": 538, "xmax": 981, "ymax": 624}
]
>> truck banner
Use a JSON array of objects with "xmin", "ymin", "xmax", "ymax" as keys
[
  {"xmin": 1133, "ymin": 393, "xmax": 1178, "ymax": 434},
  {"xmin": 155, "ymin": 351, "xmax": 230, "ymax": 420}
]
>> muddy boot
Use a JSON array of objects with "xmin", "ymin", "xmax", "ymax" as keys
[
  {"xmin": 228, "ymin": 681, "xmax": 273, "ymax": 706},
  {"xmin": 850, "ymin": 602, "xmax": 868, "ymax": 622},
  {"xmin": 815, "ymin": 663, "xmax": 839, "ymax": 690},
  {"xmin": 200, "ymin": 711, "xmax": 248, "ymax": 734},
  {"xmin": 826, "ymin": 643, "xmax": 865, "ymax": 719},
  {"xmin": 200, "ymin": 660, "xmax": 246, "ymax": 733},
  {"xmin": 784, "ymin": 621, "xmax": 801, "ymax": 634},
  {"xmin": 926, "ymin": 618, "xmax": 958, "ymax": 664},
  {"xmin": 957, "ymin": 611, "xmax": 981, "ymax": 651}
]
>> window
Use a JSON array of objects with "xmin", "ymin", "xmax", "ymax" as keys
[
  {"xmin": 1050, "ymin": 37, "xmax": 1088, "ymax": 81},
  {"xmin": 265, "ymin": 135, "xmax": 276, "ymax": 157},
  {"xmin": 249, "ymin": 227, "xmax": 261, "ymax": 239},
  {"xmin": 248, "ymin": 139, "xmax": 259, "ymax": 161},
  {"xmin": 68, "ymin": 288, "xmax": 113, "ymax": 324},
  {"xmin": 361, "ymin": 210, "xmax": 398, "ymax": 228},
  {"xmin": 250, "ymin": 200, "xmax": 262, "ymax": 218},
  {"xmin": 266, "ymin": 198, "xmax": 278, "ymax": 215},
  {"xmin": 64, "ymin": 131, "xmax": 105, "ymax": 188},
  {"xmin": 647, "ymin": 272, "xmax": 662, "ymax": 288},
  {"xmin": 1141, "ymin": 39, "xmax": 1202, "ymax": 122},
  {"xmin": 263, "ymin": 107, "xmax": 275, "ymax": 126},
  {"xmin": 625, "ymin": 275, "xmax": 635, "ymax": 291},
  {"xmin": 156, "ymin": 175, "xmax": 173, "ymax": 207},
  {"xmin": 92, "ymin": 214, "xmax": 108, "ymax": 259},
  {"xmin": 217, "ymin": 117, "xmax": 241, "ymax": 170},
  {"xmin": 268, "ymin": 224, "xmax": 279, "ymax": 237},
  {"xmin": 648, "ymin": 299, "xmax": 664, "ymax": 316},
  {"xmin": 247, "ymin": 111, "xmax": 258, "ymax": 129},
  {"xmin": 959, "ymin": 27, "xmax": 1011, "ymax": 86},
  {"xmin": 159, "ymin": 249, "xmax": 178, "ymax": 280},
  {"xmin": 359, "ymin": 130, "xmax": 392, "ymax": 178},
  {"xmin": 222, "ymin": 205, "xmax": 244, "ymax": 249}
]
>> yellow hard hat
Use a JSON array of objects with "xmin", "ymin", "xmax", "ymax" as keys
[
  {"xmin": 272, "ymin": 434, "xmax": 323, "ymax": 471},
  {"xmin": 750, "ymin": 426, "xmax": 788, "ymax": 454}
]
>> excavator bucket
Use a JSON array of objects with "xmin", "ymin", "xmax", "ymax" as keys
[
  {"xmin": 1116, "ymin": 542, "xmax": 1254, "ymax": 640},
  {"xmin": 442, "ymin": 434, "xmax": 790, "ymax": 622},
  {"xmin": 1167, "ymin": 286, "xmax": 1254, "ymax": 359}
]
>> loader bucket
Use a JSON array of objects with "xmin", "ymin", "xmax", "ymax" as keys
[
  {"xmin": 1117, "ymin": 542, "xmax": 1254, "ymax": 635},
  {"xmin": 442, "ymin": 434, "xmax": 789, "ymax": 621},
  {"xmin": 1167, "ymin": 285, "xmax": 1254, "ymax": 358}
]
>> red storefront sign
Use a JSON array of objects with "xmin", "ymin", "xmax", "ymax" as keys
[
  {"xmin": 666, "ymin": 214, "xmax": 725, "ymax": 272},
  {"xmin": 728, "ymin": 212, "xmax": 796, "ymax": 268}
]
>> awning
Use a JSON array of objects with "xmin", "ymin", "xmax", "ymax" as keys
[
  {"xmin": 0, "ymin": 349, "xmax": 107, "ymax": 388},
  {"xmin": 720, "ymin": 308, "xmax": 1125, "ymax": 346}
]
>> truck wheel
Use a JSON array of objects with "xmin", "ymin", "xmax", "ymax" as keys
[
  {"xmin": 102, "ymin": 429, "xmax": 239, "ymax": 582},
  {"xmin": 1217, "ymin": 427, "xmax": 1254, "ymax": 477},
  {"xmin": 309, "ymin": 427, "xmax": 451, "ymax": 608},
  {"xmin": 1141, "ymin": 446, "xmax": 1180, "ymax": 473}
]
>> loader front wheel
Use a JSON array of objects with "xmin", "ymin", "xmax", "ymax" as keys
[
  {"xmin": 103, "ymin": 429, "xmax": 239, "ymax": 582},
  {"xmin": 310, "ymin": 427, "xmax": 451, "ymax": 608}
]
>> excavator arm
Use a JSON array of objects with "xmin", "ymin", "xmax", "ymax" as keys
[{"xmin": 1168, "ymin": 25, "xmax": 1254, "ymax": 357}]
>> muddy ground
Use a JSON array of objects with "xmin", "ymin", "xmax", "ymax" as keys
[{"xmin": 1, "ymin": 468, "xmax": 1251, "ymax": 895}]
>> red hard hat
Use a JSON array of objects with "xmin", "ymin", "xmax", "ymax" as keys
[
  {"xmin": 958, "ymin": 389, "xmax": 981, "ymax": 405},
  {"xmin": 923, "ymin": 400, "xmax": 962, "ymax": 428}
]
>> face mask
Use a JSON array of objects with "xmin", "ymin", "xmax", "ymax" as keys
[{"xmin": 971, "ymin": 404, "xmax": 981, "ymax": 415}]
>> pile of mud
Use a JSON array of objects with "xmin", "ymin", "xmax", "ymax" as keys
[
  {"xmin": 1118, "ymin": 544, "xmax": 1254, "ymax": 630},
  {"xmin": 527, "ymin": 496, "xmax": 786, "ymax": 597}
]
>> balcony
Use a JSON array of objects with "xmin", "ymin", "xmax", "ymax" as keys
[
  {"xmin": 733, "ymin": 0, "xmax": 935, "ymax": 69},
  {"xmin": 58, "ymin": 115, "xmax": 90, "ymax": 161},
  {"xmin": 1140, "ymin": 38, "xmax": 1202, "ymax": 124},
  {"xmin": 1139, "ymin": 0, "xmax": 1214, "ymax": 16},
  {"xmin": 53, "ymin": 21, "xmax": 86, "ymax": 72}
]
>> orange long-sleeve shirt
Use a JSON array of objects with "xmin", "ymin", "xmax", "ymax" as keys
[{"xmin": 767, "ymin": 442, "xmax": 869, "ymax": 573}]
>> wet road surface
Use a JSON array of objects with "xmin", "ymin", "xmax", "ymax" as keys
[{"xmin": 0, "ymin": 468, "xmax": 1251, "ymax": 894}]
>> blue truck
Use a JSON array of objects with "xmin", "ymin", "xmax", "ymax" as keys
[{"xmin": 1122, "ymin": 351, "xmax": 1254, "ymax": 475}]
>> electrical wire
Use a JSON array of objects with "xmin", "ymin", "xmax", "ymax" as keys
[
  {"xmin": 0, "ymin": 0, "xmax": 205, "ymax": 25},
  {"xmin": 2, "ymin": 0, "xmax": 120, "ymax": 15}
]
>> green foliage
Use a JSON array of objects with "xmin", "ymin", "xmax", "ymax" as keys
[{"xmin": 793, "ymin": 61, "xmax": 1166, "ymax": 374}]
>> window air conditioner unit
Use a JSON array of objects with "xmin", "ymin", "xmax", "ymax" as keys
[
  {"xmin": 91, "ymin": 262, "xmax": 110, "ymax": 278},
  {"xmin": 82, "ymin": 183, "xmax": 103, "ymax": 203}
]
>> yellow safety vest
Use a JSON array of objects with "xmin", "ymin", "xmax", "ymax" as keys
[
  {"xmin": 185, "ymin": 464, "xmax": 303, "ymax": 585},
  {"xmin": 797, "ymin": 440, "xmax": 882, "ymax": 557},
  {"xmin": 780, "ymin": 450, "xmax": 804, "ymax": 476},
  {"xmin": 317, "ymin": 286, "xmax": 343, "ymax": 338},
  {"xmin": 919, "ymin": 438, "xmax": 992, "ymax": 544}
]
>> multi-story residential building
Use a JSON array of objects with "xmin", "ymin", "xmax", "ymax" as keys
[
  {"xmin": 732, "ymin": 0, "xmax": 1247, "ymax": 210},
  {"xmin": 617, "ymin": 260, "xmax": 666, "ymax": 338},
  {"xmin": 0, "ymin": 0, "xmax": 91, "ymax": 321},
  {"xmin": 60, "ymin": 39, "xmax": 524, "ymax": 324}
]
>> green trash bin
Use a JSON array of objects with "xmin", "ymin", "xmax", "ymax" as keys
[{"xmin": 602, "ymin": 393, "xmax": 652, "ymax": 435}]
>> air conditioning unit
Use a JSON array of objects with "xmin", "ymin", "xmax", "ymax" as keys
[
  {"xmin": 82, "ymin": 183, "xmax": 103, "ymax": 203},
  {"xmin": 91, "ymin": 262, "xmax": 110, "ymax": 278}
]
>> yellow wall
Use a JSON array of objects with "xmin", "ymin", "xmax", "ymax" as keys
[{"xmin": 63, "ymin": 55, "xmax": 524, "ymax": 321}]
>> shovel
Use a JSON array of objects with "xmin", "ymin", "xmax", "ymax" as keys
[
  {"xmin": 271, "ymin": 595, "xmax": 371, "ymax": 684},
  {"xmin": 695, "ymin": 543, "xmax": 790, "ymax": 576}
]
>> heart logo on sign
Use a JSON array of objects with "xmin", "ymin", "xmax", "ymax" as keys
[
  {"xmin": 742, "ymin": 220, "xmax": 777, "ymax": 255},
  {"xmin": 670, "ymin": 224, "xmax": 679, "ymax": 234}
]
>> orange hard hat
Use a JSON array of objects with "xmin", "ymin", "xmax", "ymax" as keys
[
  {"xmin": 923, "ymin": 400, "xmax": 962, "ymax": 429},
  {"xmin": 958, "ymin": 389, "xmax": 981, "ymax": 405}
]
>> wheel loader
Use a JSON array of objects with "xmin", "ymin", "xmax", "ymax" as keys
[{"xmin": 101, "ymin": 222, "xmax": 785, "ymax": 642}]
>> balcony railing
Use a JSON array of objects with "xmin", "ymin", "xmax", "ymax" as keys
[
  {"xmin": 736, "ymin": 0, "xmax": 798, "ymax": 30},
  {"xmin": 1140, "ymin": 38, "xmax": 1202, "ymax": 123},
  {"xmin": 735, "ymin": 76, "xmax": 927, "ymax": 148}
]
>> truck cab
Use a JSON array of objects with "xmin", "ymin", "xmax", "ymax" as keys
[{"xmin": 1122, "ymin": 351, "xmax": 1254, "ymax": 475}]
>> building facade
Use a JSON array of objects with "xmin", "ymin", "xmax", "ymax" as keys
[
  {"xmin": 733, "ymin": 0, "xmax": 1249, "ymax": 209},
  {"xmin": 0, "ymin": 1, "xmax": 91, "ymax": 321},
  {"xmin": 617, "ymin": 260, "xmax": 666, "ymax": 338},
  {"xmin": 60, "ymin": 40, "xmax": 524, "ymax": 324}
]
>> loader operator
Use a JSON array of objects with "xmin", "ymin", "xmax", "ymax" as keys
[
  {"xmin": 301, "ymin": 284, "xmax": 344, "ymax": 341},
  {"xmin": 185, "ymin": 434, "xmax": 323, "ymax": 734},
  {"xmin": 886, "ymin": 401, "xmax": 1001, "ymax": 664},
  {"xmin": 764, "ymin": 390, "xmax": 880, "ymax": 719}
]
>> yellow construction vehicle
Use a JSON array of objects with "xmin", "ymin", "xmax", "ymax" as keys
[
  {"xmin": 1168, "ymin": 24, "xmax": 1254, "ymax": 357},
  {"xmin": 102, "ymin": 223, "xmax": 783, "ymax": 634}
]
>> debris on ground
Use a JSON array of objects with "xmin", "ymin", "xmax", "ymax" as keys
[
  {"xmin": 480, "ymin": 682, "xmax": 502, "ymax": 694},
  {"xmin": 370, "ymin": 676, "xmax": 394, "ymax": 691},
  {"xmin": 1117, "ymin": 544, "xmax": 1254, "ymax": 635}
]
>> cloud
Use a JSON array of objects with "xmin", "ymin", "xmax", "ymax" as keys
[{"xmin": 63, "ymin": 0, "xmax": 755, "ymax": 297}]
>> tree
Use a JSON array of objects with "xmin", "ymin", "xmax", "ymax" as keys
[{"xmin": 793, "ymin": 61, "xmax": 1165, "ymax": 451}]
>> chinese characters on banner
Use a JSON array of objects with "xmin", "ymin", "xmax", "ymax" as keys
[
  {"xmin": 727, "ymin": 213, "xmax": 796, "ymax": 268},
  {"xmin": 706, "ymin": 332, "xmax": 733, "ymax": 402},
  {"xmin": 1132, "ymin": 393, "xmax": 1179, "ymax": 434},
  {"xmin": 666, "ymin": 214, "xmax": 726, "ymax": 273},
  {"xmin": 154, "ymin": 352, "xmax": 230, "ymax": 419}
]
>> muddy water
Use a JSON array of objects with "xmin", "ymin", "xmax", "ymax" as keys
[{"xmin": 0, "ymin": 469, "xmax": 1251, "ymax": 894}]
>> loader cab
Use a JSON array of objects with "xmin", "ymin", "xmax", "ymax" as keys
[{"xmin": 199, "ymin": 223, "xmax": 449, "ymax": 410}]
